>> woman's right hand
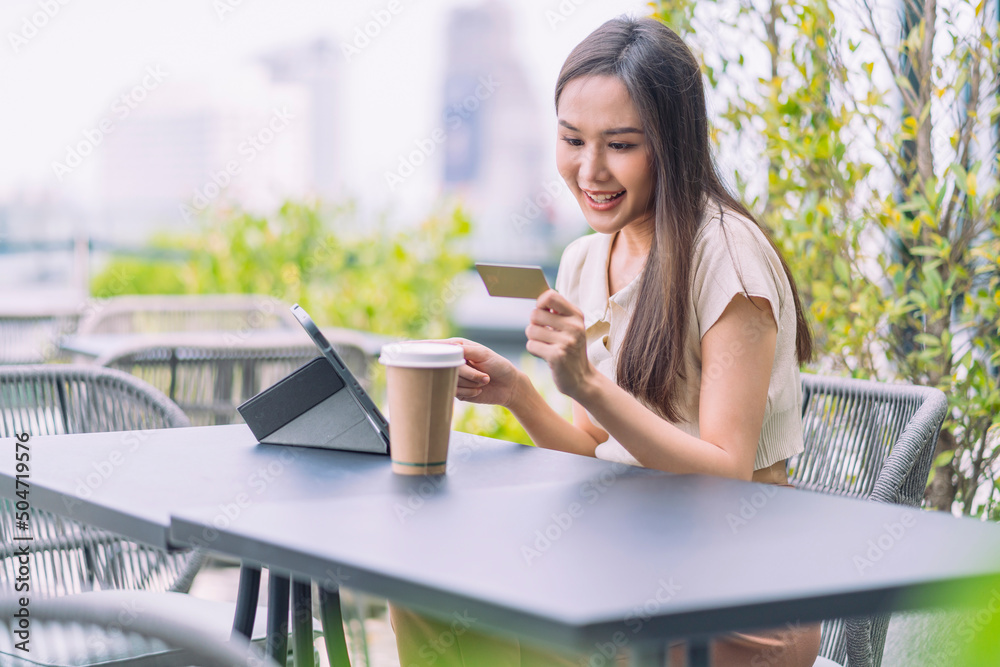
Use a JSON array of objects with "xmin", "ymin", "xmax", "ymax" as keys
[{"xmin": 441, "ymin": 337, "xmax": 523, "ymax": 408}]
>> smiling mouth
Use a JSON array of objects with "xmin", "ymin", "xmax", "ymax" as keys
[{"xmin": 584, "ymin": 190, "xmax": 625, "ymax": 203}]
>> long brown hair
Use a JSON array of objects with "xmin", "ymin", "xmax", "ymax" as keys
[{"xmin": 555, "ymin": 16, "xmax": 812, "ymax": 421}]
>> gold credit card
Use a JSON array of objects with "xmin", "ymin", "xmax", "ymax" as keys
[{"xmin": 475, "ymin": 263, "xmax": 551, "ymax": 299}]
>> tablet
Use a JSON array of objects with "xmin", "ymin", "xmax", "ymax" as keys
[
  {"xmin": 290, "ymin": 304, "xmax": 390, "ymax": 450},
  {"xmin": 237, "ymin": 305, "xmax": 390, "ymax": 454}
]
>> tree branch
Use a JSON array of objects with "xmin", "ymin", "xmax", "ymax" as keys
[
  {"xmin": 857, "ymin": 0, "xmax": 918, "ymax": 113},
  {"xmin": 964, "ymin": 418, "xmax": 992, "ymax": 514}
]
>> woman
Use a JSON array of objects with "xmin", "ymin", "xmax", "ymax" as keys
[{"xmin": 393, "ymin": 15, "xmax": 821, "ymax": 667}]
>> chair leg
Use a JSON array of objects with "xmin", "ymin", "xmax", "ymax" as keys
[
  {"xmin": 292, "ymin": 577, "xmax": 315, "ymax": 667},
  {"xmin": 232, "ymin": 563, "xmax": 262, "ymax": 640},
  {"xmin": 319, "ymin": 586, "xmax": 352, "ymax": 667},
  {"xmin": 687, "ymin": 639, "xmax": 710, "ymax": 667},
  {"xmin": 632, "ymin": 640, "xmax": 667, "ymax": 666},
  {"xmin": 268, "ymin": 572, "xmax": 291, "ymax": 666}
]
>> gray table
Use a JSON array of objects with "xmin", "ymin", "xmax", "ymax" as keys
[
  {"xmin": 0, "ymin": 424, "xmax": 631, "ymax": 550},
  {"xmin": 170, "ymin": 463, "xmax": 1000, "ymax": 666},
  {"xmin": 0, "ymin": 424, "xmax": 646, "ymax": 664},
  {"xmin": 7, "ymin": 425, "xmax": 1000, "ymax": 665}
]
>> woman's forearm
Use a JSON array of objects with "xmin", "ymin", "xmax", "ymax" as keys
[
  {"xmin": 575, "ymin": 372, "xmax": 751, "ymax": 479},
  {"xmin": 507, "ymin": 373, "xmax": 601, "ymax": 457}
]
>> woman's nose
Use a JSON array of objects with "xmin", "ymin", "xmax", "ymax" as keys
[{"xmin": 578, "ymin": 148, "xmax": 608, "ymax": 184}]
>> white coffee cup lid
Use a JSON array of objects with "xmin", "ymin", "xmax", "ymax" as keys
[{"xmin": 379, "ymin": 342, "xmax": 465, "ymax": 368}]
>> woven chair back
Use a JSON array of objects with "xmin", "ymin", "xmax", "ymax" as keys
[
  {"xmin": 0, "ymin": 365, "xmax": 204, "ymax": 597},
  {"xmin": 0, "ymin": 314, "xmax": 80, "ymax": 364},
  {"xmin": 790, "ymin": 374, "xmax": 948, "ymax": 667}
]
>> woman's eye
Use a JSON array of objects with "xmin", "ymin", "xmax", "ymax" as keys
[
  {"xmin": 609, "ymin": 142, "xmax": 635, "ymax": 151},
  {"xmin": 561, "ymin": 136, "xmax": 583, "ymax": 147}
]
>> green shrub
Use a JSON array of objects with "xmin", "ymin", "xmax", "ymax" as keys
[{"xmin": 91, "ymin": 199, "xmax": 473, "ymax": 340}]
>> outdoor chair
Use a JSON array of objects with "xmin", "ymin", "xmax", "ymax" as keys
[
  {"xmin": 0, "ymin": 313, "xmax": 80, "ymax": 364},
  {"xmin": 0, "ymin": 365, "xmax": 205, "ymax": 597},
  {"xmin": 75, "ymin": 294, "xmax": 299, "ymax": 335},
  {"xmin": 95, "ymin": 338, "xmax": 370, "ymax": 426},
  {"xmin": 790, "ymin": 373, "xmax": 948, "ymax": 667},
  {"xmin": 0, "ymin": 592, "xmax": 277, "ymax": 667}
]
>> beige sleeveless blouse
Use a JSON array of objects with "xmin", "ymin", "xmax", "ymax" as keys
[{"xmin": 554, "ymin": 204, "xmax": 804, "ymax": 471}]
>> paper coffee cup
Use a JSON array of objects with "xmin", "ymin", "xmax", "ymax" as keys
[{"xmin": 379, "ymin": 342, "xmax": 464, "ymax": 475}]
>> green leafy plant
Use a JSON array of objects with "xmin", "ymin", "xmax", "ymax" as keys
[
  {"xmin": 92, "ymin": 199, "xmax": 473, "ymax": 340},
  {"xmin": 452, "ymin": 402, "xmax": 533, "ymax": 446},
  {"xmin": 900, "ymin": 572, "xmax": 1000, "ymax": 665}
]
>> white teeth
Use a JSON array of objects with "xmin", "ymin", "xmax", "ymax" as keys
[{"xmin": 586, "ymin": 191, "xmax": 624, "ymax": 203}]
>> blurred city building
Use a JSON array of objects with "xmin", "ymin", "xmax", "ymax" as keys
[
  {"xmin": 100, "ymin": 38, "xmax": 340, "ymax": 243},
  {"xmin": 442, "ymin": 0, "xmax": 556, "ymax": 264},
  {"xmin": 259, "ymin": 38, "xmax": 344, "ymax": 203}
]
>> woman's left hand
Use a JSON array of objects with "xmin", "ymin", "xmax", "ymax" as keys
[{"xmin": 525, "ymin": 289, "xmax": 595, "ymax": 400}]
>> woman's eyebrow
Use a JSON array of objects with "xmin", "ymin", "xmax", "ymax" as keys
[
  {"xmin": 558, "ymin": 119, "xmax": 643, "ymax": 135},
  {"xmin": 604, "ymin": 127, "xmax": 643, "ymax": 136}
]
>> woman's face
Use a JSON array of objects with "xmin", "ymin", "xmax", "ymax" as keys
[{"xmin": 556, "ymin": 75, "xmax": 654, "ymax": 238}]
